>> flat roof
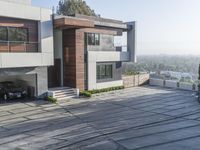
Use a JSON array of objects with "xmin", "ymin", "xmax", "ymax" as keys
[
  {"xmin": 54, "ymin": 15, "xmax": 94, "ymax": 29},
  {"xmin": 54, "ymin": 14, "xmax": 128, "ymax": 30}
]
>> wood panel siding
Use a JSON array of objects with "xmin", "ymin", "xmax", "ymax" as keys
[
  {"xmin": 63, "ymin": 29, "xmax": 76, "ymax": 88},
  {"xmin": 63, "ymin": 29, "xmax": 85, "ymax": 90},
  {"xmin": 54, "ymin": 17, "xmax": 94, "ymax": 29},
  {"xmin": 0, "ymin": 17, "xmax": 38, "ymax": 52},
  {"xmin": 75, "ymin": 29, "xmax": 85, "ymax": 90},
  {"xmin": 80, "ymin": 28, "xmax": 118, "ymax": 35}
]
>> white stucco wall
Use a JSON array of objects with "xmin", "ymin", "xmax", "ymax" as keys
[
  {"xmin": 165, "ymin": 80, "xmax": 178, "ymax": 88},
  {"xmin": 96, "ymin": 80, "xmax": 123, "ymax": 90},
  {"xmin": 54, "ymin": 30, "xmax": 64, "ymax": 86},
  {"xmin": 0, "ymin": 0, "xmax": 31, "ymax": 5},
  {"xmin": 88, "ymin": 51, "xmax": 130, "ymax": 62},
  {"xmin": 0, "ymin": 1, "xmax": 53, "ymax": 68},
  {"xmin": 149, "ymin": 78, "xmax": 164, "ymax": 87},
  {"xmin": 87, "ymin": 51, "xmax": 129, "ymax": 90},
  {"xmin": 179, "ymin": 82, "xmax": 194, "ymax": 91}
]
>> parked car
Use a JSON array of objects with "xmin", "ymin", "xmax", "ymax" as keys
[{"xmin": 0, "ymin": 81, "xmax": 27, "ymax": 100}]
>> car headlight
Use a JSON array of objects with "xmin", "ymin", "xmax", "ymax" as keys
[
  {"xmin": 8, "ymin": 92, "xmax": 14, "ymax": 96},
  {"xmin": 22, "ymin": 91, "xmax": 27, "ymax": 94}
]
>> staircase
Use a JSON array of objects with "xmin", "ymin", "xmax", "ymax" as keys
[{"xmin": 48, "ymin": 87, "xmax": 77, "ymax": 101}]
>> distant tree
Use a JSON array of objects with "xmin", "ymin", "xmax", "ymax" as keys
[{"xmin": 57, "ymin": 0, "xmax": 97, "ymax": 16}]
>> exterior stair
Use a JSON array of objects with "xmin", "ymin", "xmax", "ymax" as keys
[{"xmin": 48, "ymin": 87, "xmax": 77, "ymax": 101}]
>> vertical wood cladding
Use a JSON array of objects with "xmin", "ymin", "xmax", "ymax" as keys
[
  {"xmin": 63, "ymin": 29, "xmax": 85, "ymax": 90},
  {"xmin": 0, "ymin": 17, "xmax": 38, "ymax": 52}
]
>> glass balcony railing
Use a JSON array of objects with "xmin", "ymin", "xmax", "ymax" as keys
[{"xmin": 0, "ymin": 41, "xmax": 39, "ymax": 53}]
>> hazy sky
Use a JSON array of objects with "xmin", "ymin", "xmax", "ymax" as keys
[{"xmin": 32, "ymin": 0, "xmax": 200, "ymax": 55}]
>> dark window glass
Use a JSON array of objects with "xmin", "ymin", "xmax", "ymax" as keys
[
  {"xmin": 8, "ymin": 27, "xmax": 28, "ymax": 42},
  {"xmin": 106, "ymin": 65, "xmax": 112, "ymax": 78},
  {"xmin": 0, "ymin": 27, "xmax": 8, "ymax": 41},
  {"xmin": 95, "ymin": 34, "xmax": 100, "ymax": 45},
  {"xmin": 97, "ymin": 65, "xmax": 101, "ymax": 79},
  {"xmin": 116, "ymin": 62, "xmax": 122, "ymax": 69},
  {"xmin": 87, "ymin": 33, "xmax": 100, "ymax": 45},
  {"xmin": 97, "ymin": 64, "xmax": 113, "ymax": 80},
  {"xmin": 88, "ymin": 33, "xmax": 95, "ymax": 45}
]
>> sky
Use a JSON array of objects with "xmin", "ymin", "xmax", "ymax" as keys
[{"xmin": 32, "ymin": 0, "xmax": 200, "ymax": 55}]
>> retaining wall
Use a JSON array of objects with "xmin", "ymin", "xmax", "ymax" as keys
[
  {"xmin": 150, "ymin": 78, "xmax": 197, "ymax": 91},
  {"xmin": 123, "ymin": 74, "xmax": 150, "ymax": 88}
]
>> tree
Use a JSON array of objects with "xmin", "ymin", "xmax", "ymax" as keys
[{"xmin": 57, "ymin": 0, "xmax": 96, "ymax": 16}]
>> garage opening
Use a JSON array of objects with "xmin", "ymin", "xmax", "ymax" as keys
[{"xmin": 0, "ymin": 74, "xmax": 37, "ymax": 100}]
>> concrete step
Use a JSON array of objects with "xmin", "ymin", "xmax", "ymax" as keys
[
  {"xmin": 57, "ymin": 96, "xmax": 75, "ymax": 101},
  {"xmin": 55, "ymin": 93, "xmax": 76, "ymax": 99},
  {"xmin": 49, "ymin": 87, "xmax": 72, "ymax": 92},
  {"xmin": 54, "ymin": 91, "xmax": 75, "ymax": 96},
  {"xmin": 48, "ymin": 87, "xmax": 77, "ymax": 101},
  {"xmin": 52, "ymin": 89, "xmax": 74, "ymax": 93}
]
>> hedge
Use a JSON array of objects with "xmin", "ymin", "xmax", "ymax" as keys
[
  {"xmin": 45, "ymin": 96, "xmax": 57, "ymax": 103},
  {"xmin": 80, "ymin": 86, "xmax": 124, "ymax": 97}
]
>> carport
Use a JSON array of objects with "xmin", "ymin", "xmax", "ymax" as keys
[{"xmin": 0, "ymin": 74, "xmax": 37, "ymax": 97}]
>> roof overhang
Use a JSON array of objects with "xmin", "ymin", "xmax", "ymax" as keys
[{"xmin": 54, "ymin": 17, "xmax": 95, "ymax": 29}]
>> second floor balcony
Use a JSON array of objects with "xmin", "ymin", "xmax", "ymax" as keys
[{"xmin": 0, "ymin": 41, "xmax": 39, "ymax": 53}]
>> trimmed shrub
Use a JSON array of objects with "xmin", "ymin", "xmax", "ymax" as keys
[
  {"xmin": 45, "ymin": 96, "xmax": 57, "ymax": 103},
  {"xmin": 80, "ymin": 91, "xmax": 92, "ymax": 97},
  {"xmin": 80, "ymin": 86, "xmax": 125, "ymax": 97},
  {"xmin": 124, "ymin": 71, "xmax": 140, "ymax": 76}
]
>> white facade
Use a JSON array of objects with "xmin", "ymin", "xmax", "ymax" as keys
[
  {"xmin": 0, "ymin": 0, "xmax": 31, "ymax": 5},
  {"xmin": 0, "ymin": 0, "xmax": 53, "ymax": 97},
  {"xmin": 87, "ymin": 22, "xmax": 137, "ymax": 90},
  {"xmin": 0, "ymin": 0, "xmax": 54, "ymax": 68},
  {"xmin": 87, "ymin": 51, "xmax": 129, "ymax": 90}
]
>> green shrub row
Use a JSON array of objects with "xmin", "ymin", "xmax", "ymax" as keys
[
  {"xmin": 45, "ymin": 96, "xmax": 57, "ymax": 103},
  {"xmin": 80, "ymin": 91, "xmax": 92, "ymax": 97},
  {"xmin": 80, "ymin": 86, "xmax": 125, "ymax": 97},
  {"xmin": 124, "ymin": 71, "xmax": 140, "ymax": 76}
]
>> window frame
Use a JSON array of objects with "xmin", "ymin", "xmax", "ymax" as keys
[
  {"xmin": 97, "ymin": 64, "xmax": 113, "ymax": 80},
  {"xmin": 87, "ymin": 33, "xmax": 100, "ymax": 46}
]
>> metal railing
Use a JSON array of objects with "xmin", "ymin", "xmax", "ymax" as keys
[{"xmin": 0, "ymin": 41, "xmax": 39, "ymax": 53}]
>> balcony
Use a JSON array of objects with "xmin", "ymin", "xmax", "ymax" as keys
[
  {"xmin": 0, "ymin": 41, "xmax": 39, "ymax": 53},
  {"xmin": 0, "ymin": 41, "xmax": 53, "ymax": 68}
]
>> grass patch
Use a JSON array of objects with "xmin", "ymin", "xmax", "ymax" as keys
[
  {"xmin": 80, "ymin": 86, "xmax": 124, "ymax": 97},
  {"xmin": 45, "ymin": 96, "xmax": 57, "ymax": 103}
]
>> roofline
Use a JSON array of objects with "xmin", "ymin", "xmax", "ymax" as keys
[{"xmin": 54, "ymin": 14, "xmax": 132, "ymax": 30}]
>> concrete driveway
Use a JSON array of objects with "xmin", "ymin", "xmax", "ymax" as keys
[{"xmin": 0, "ymin": 86, "xmax": 200, "ymax": 150}]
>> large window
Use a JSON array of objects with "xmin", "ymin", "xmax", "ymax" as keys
[
  {"xmin": 87, "ymin": 33, "xmax": 100, "ymax": 45},
  {"xmin": 0, "ymin": 26, "xmax": 28, "ymax": 42},
  {"xmin": 97, "ymin": 64, "xmax": 113, "ymax": 80}
]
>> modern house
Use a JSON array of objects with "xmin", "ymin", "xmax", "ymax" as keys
[
  {"xmin": 0, "ymin": 0, "xmax": 53, "ymax": 97},
  {"xmin": 48, "ymin": 14, "xmax": 136, "ymax": 99},
  {"xmin": 0, "ymin": 0, "xmax": 136, "ymax": 100}
]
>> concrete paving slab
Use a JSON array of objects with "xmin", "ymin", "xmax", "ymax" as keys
[{"xmin": 0, "ymin": 86, "xmax": 199, "ymax": 150}]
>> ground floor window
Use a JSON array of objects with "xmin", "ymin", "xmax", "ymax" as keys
[{"xmin": 97, "ymin": 64, "xmax": 113, "ymax": 80}]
